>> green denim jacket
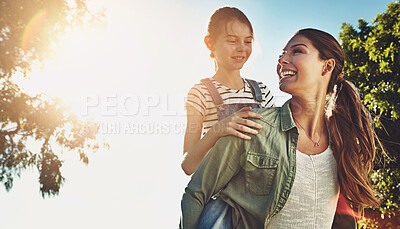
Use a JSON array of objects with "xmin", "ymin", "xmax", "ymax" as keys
[{"xmin": 181, "ymin": 100, "xmax": 298, "ymax": 228}]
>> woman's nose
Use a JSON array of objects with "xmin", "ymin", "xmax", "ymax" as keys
[{"xmin": 278, "ymin": 51, "xmax": 289, "ymax": 65}]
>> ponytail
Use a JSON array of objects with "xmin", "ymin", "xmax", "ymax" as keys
[
  {"xmin": 294, "ymin": 28, "xmax": 381, "ymax": 214},
  {"xmin": 327, "ymin": 79, "xmax": 380, "ymax": 214}
]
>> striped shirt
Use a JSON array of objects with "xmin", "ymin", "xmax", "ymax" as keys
[{"xmin": 185, "ymin": 77, "xmax": 275, "ymax": 136}]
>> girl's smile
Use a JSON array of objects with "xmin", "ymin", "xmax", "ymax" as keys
[{"xmin": 211, "ymin": 20, "xmax": 253, "ymax": 72}]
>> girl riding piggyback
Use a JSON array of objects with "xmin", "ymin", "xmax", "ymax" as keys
[{"xmin": 182, "ymin": 6, "xmax": 275, "ymax": 176}]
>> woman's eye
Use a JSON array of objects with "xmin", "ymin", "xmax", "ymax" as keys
[
  {"xmin": 293, "ymin": 49, "xmax": 302, "ymax": 54},
  {"xmin": 227, "ymin": 40, "xmax": 236, "ymax": 43},
  {"xmin": 245, "ymin": 40, "xmax": 252, "ymax": 44},
  {"xmin": 279, "ymin": 51, "xmax": 287, "ymax": 59}
]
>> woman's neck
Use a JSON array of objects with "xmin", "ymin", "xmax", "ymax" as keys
[
  {"xmin": 290, "ymin": 94, "xmax": 326, "ymax": 137},
  {"xmin": 212, "ymin": 69, "xmax": 244, "ymax": 90}
]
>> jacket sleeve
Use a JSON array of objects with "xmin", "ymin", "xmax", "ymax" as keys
[{"xmin": 180, "ymin": 135, "xmax": 244, "ymax": 229}]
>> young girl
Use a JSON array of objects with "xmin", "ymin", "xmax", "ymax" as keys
[
  {"xmin": 181, "ymin": 28, "xmax": 380, "ymax": 228},
  {"xmin": 182, "ymin": 6, "xmax": 275, "ymax": 176}
]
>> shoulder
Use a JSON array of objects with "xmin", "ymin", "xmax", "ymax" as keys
[
  {"xmin": 251, "ymin": 107, "xmax": 282, "ymax": 127},
  {"xmin": 245, "ymin": 79, "xmax": 269, "ymax": 89},
  {"xmin": 212, "ymin": 135, "xmax": 245, "ymax": 157},
  {"xmin": 187, "ymin": 79, "xmax": 210, "ymax": 99},
  {"xmin": 246, "ymin": 79, "xmax": 275, "ymax": 107},
  {"xmin": 244, "ymin": 78, "xmax": 273, "ymax": 97},
  {"xmin": 186, "ymin": 79, "xmax": 212, "ymax": 115},
  {"xmin": 188, "ymin": 81, "xmax": 206, "ymax": 93}
]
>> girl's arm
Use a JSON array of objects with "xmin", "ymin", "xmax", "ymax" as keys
[
  {"xmin": 181, "ymin": 105, "xmax": 218, "ymax": 175},
  {"xmin": 181, "ymin": 105, "xmax": 262, "ymax": 175}
]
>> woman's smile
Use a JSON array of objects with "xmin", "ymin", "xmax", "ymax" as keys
[{"xmin": 279, "ymin": 69, "xmax": 297, "ymax": 81}]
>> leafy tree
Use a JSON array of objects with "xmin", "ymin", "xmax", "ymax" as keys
[
  {"xmin": 0, "ymin": 0, "xmax": 106, "ymax": 197},
  {"xmin": 339, "ymin": 0, "xmax": 400, "ymax": 226}
]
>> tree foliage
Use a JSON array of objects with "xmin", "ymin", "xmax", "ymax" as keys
[
  {"xmin": 340, "ymin": 1, "xmax": 400, "ymax": 120},
  {"xmin": 0, "ymin": 0, "xmax": 106, "ymax": 197},
  {"xmin": 339, "ymin": 0, "xmax": 400, "ymax": 225}
]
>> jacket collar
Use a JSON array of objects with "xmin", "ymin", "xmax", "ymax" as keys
[{"xmin": 281, "ymin": 99, "xmax": 297, "ymax": 132}]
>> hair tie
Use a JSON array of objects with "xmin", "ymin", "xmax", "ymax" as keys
[
  {"xmin": 336, "ymin": 81, "xmax": 343, "ymax": 96},
  {"xmin": 332, "ymin": 76, "xmax": 344, "ymax": 102},
  {"xmin": 336, "ymin": 72, "xmax": 345, "ymax": 84}
]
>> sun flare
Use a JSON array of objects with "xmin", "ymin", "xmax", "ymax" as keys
[{"xmin": 16, "ymin": 22, "xmax": 119, "ymax": 117}]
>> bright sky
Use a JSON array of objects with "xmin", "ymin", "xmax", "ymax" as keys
[{"xmin": 1, "ymin": 0, "xmax": 394, "ymax": 228}]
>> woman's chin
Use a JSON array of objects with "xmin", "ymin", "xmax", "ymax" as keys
[{"xmin": 279, "ymin": 83, "xmax": 291, "ymax": 94}]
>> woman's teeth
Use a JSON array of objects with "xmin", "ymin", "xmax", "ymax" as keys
[{"xmin": 280, "ymin": 70, "xmax": 296, "ymax": 78}]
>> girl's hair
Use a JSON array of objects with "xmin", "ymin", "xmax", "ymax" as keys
[
  {"xmin": 206, "ymin": 6, "xmax": 253, "ymax": 59},
  {"xmin": 294, "ymin": 28, "xmax": 380, "ymax": 214}
]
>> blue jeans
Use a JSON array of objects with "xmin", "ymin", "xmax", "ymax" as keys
[{"xmin": 198, "ymin": 198, "xmax": 233, "ymax": 229}]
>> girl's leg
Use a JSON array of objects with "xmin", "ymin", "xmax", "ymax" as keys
[{"xmin": 198, "ymin": 198, "xmax": 233, "ymax": 229}]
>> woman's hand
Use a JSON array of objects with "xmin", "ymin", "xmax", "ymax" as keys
[{"xmin": 209, "ymin": 106, "xmax": 263, "ymax": 140}]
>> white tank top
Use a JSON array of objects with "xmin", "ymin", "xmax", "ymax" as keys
[{"xmin": 267, "ymin": 147, "xmax": 340, "ymax": 229}]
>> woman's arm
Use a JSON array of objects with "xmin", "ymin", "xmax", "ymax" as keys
[
  {"xmin": 181, "ymin": 105, "xmax": 262, "ymax": 175},
  {"xmin": 180, "ymin": 134, "xmax": 244, "ymax": 229}
]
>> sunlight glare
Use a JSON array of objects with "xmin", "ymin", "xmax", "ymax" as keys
[{"xmin": 21, "ymin": 9, "xmax": 48, "ymax": 52}]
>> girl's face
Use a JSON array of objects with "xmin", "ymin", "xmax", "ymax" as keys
[
  {"xmin": 277, "ymin": 35, "xmax": 328, "ymax": 96},
  {"xmin": 210, "ymin": 20, "xmax": 253, "ymax": 72}
]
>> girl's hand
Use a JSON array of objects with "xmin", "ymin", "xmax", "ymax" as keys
[{"xmin": 209, "ymin": 106, "xmax": 263, "ymax": 140}]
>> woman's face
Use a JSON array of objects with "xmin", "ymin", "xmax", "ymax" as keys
[
  {"xmin": 277, "ymin": 35, "xmax": 327, "ymax": 96},
  {"xmin": 211, "ymin": 20, "xmax": 253, "ymax": 72}
]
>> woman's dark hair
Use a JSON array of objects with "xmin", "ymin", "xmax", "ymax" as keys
[
  {"xmin": 294, "ymin": 28, "xmax": 380, "ymax": 214},
  {"xmin": 206, "ymin": 6, "xmax": 253, "ymax": 58}
]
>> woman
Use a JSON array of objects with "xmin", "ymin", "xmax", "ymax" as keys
[{"xmin": 180, "ymin": 28, "xmax": 380, "ymax": 228}]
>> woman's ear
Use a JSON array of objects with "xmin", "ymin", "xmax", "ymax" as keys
[
  {"xmin": 204, "ymin": 36, "xmax": 213, "ymax": 51},
  {"xmin": 323, "ymin": 59, "xmax": 336, "ymax": 76}
]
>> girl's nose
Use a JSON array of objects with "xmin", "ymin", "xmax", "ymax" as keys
[{"xmin": 236, "ymin": 42, "xmax": 245, "ymax": 51}]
